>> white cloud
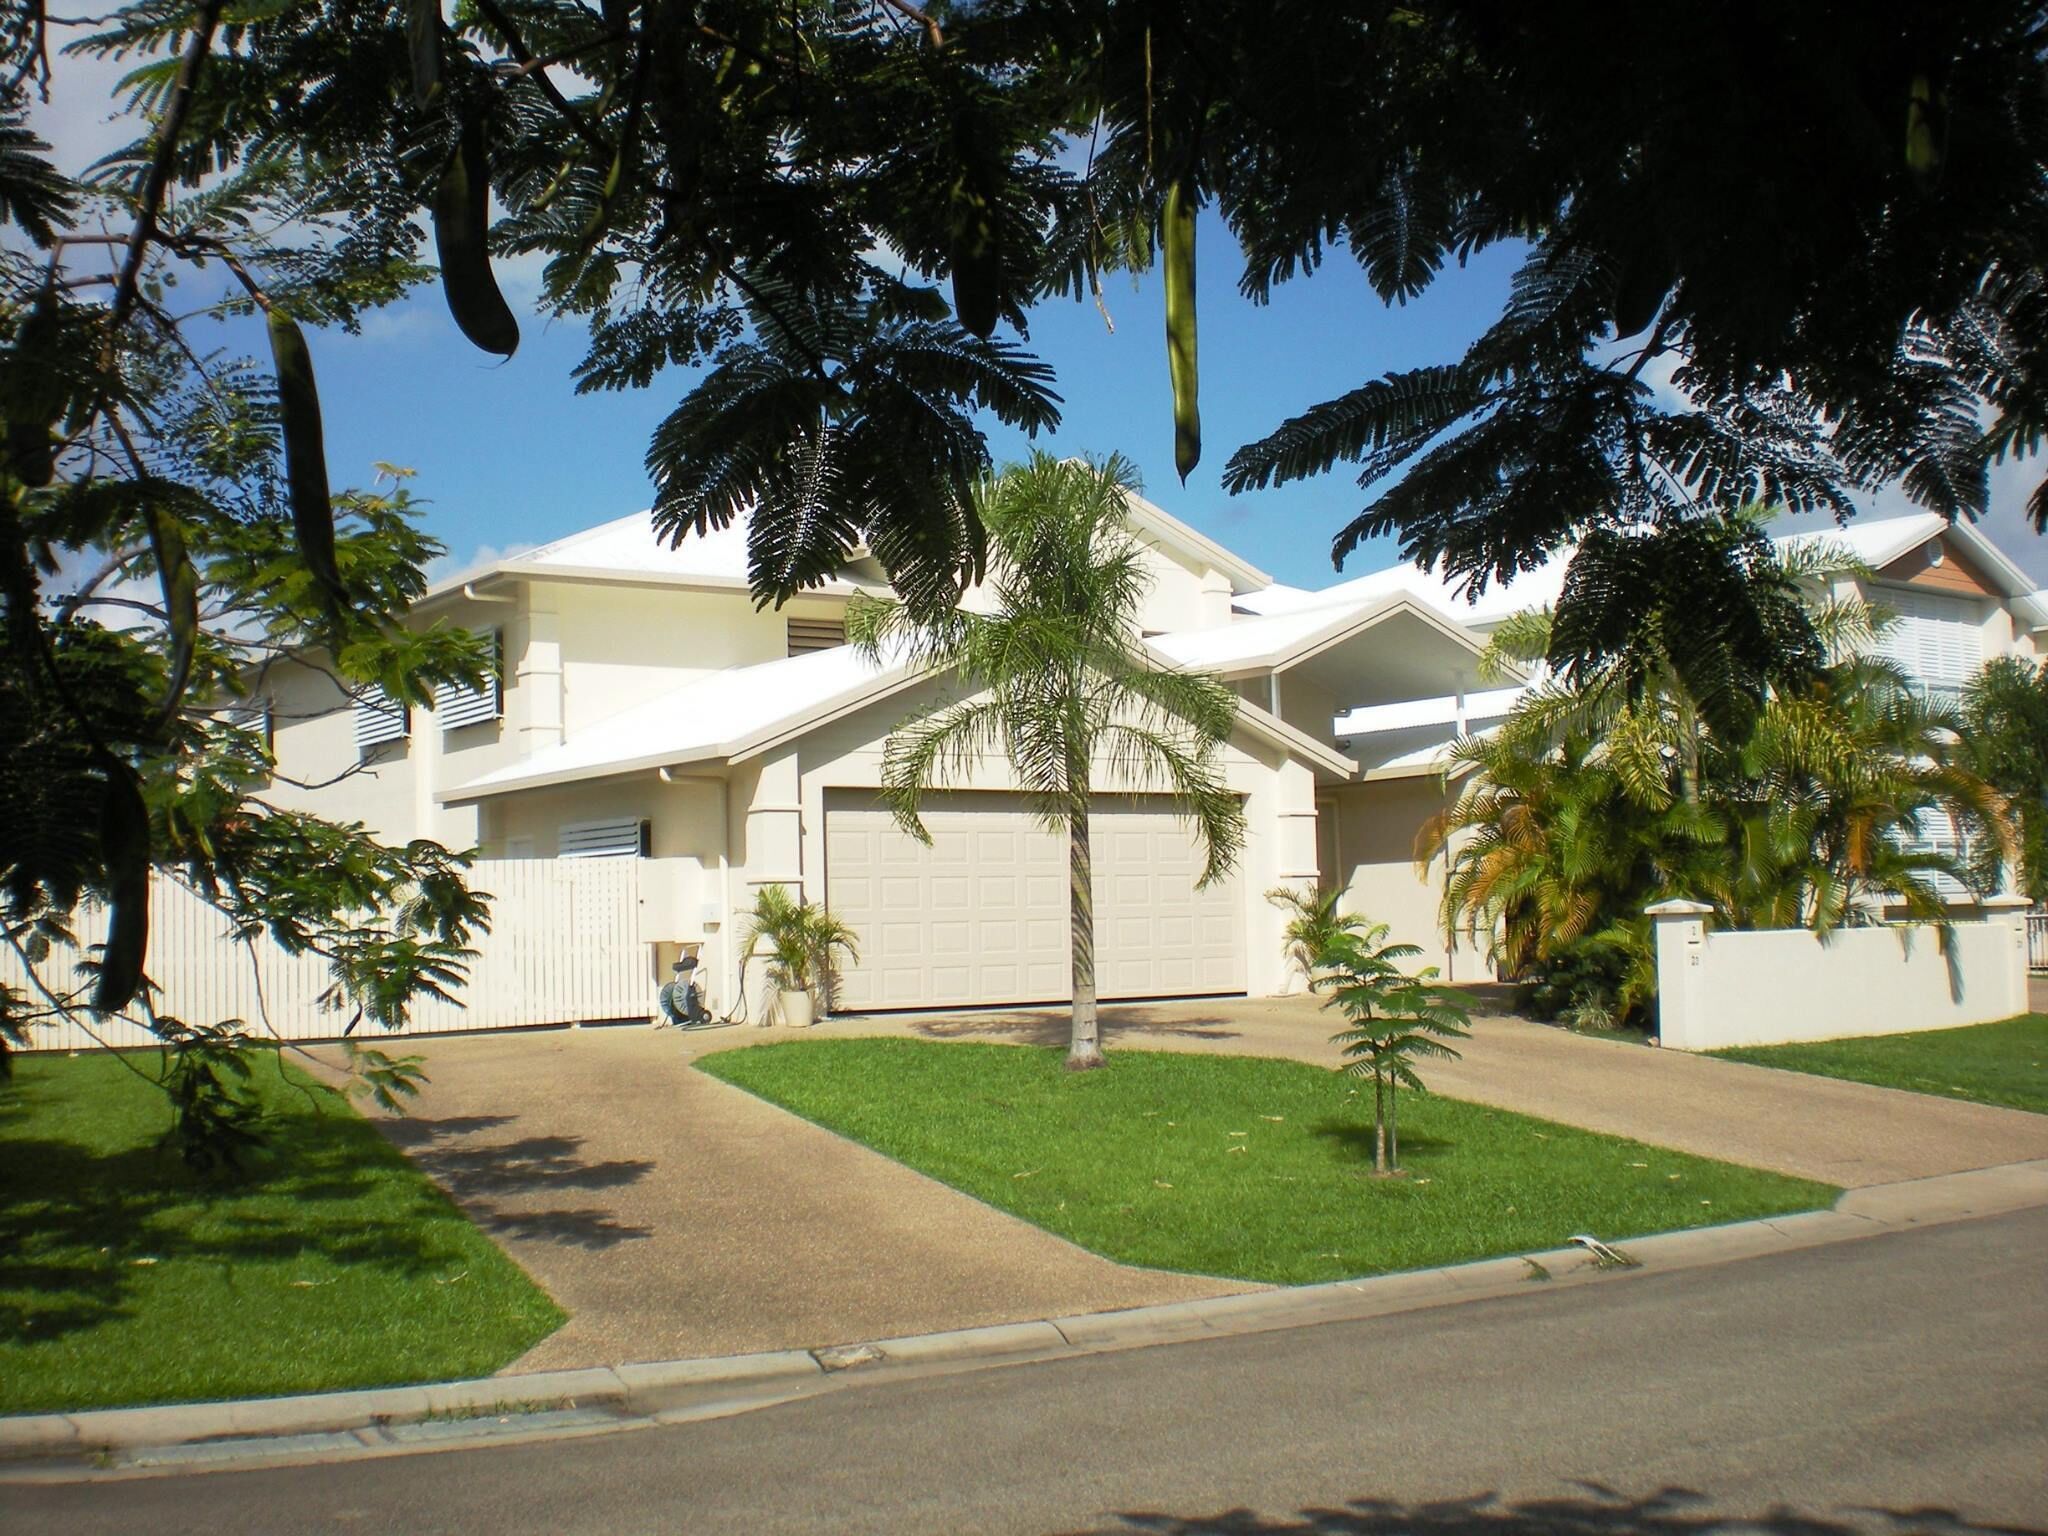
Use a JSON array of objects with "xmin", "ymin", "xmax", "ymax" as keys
[
  {"xmin": 426, "ymin": 541, "xmax": 538, "ymax": 586},
  {"xmin": 25, "ymin": 26, "xmax": 153, "ymax": 176}
]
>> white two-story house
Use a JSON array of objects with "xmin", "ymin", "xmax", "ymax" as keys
[{"xmin": 252, "ymin": 501, "xmax": 2048, "ymax": 1016}]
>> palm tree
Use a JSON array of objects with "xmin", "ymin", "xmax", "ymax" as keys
[
  {"xmin": 846, "ymin": 452, "xmax": 1247, "ymax": 1069},
  {"xmin": 1719, "ymin": 657, "xmax": 2013, "ymax": 932},
  {"xmin": 1265, "ymin": 885, "xmax": 1369, "ymax": 987},
  {"xmin": 1960, "ymin": 657, "xmax": 2048, "ymax": 902}
]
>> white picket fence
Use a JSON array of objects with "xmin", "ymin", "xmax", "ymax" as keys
[{"xmin": 6, "ymin": 859, "xmax": 657, "ymax": 1053}]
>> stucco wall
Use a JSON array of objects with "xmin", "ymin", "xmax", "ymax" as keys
[
  {"xmin": 545, "ymin": 582, "xmax": 847, "ymax": 735},
  {"xmin": 1650, "ymin": 903, "xmax": 2031, "ymax": 1050},
  {"xmin": 1322, "ymin": 776, "xmax": 1481, "ymax": 982}
]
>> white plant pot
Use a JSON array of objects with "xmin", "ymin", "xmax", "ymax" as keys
[{"xmin": 779, "ymin": 989, "xmax": 815, "ymax": 1029}]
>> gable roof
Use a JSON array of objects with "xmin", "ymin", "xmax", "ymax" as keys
[
  {"xmin": 422, "ymin": 509, "xmax": 889, "ymax": 604},
  {"xmin": 1119, "ymin": 488, "xmax": 1272, "ymax": 593},
  {"xmin": 442, "ymin": 636, "xmax": 1360, "ymax": 804}
]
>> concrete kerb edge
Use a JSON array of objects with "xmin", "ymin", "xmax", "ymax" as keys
[{"xmin": 8, "ymin": 1158, "xmax": 2046, "ymax": 1468}]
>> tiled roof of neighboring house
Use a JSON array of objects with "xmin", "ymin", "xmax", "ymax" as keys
[{"xmin": 1239, "ymin": 512, "xmax": 2048, "ymax": 631}]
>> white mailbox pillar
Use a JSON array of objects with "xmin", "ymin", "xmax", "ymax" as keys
[{"xmin": 1644, "ymin": 899, "xmax": 1714, "ymax": 1051}]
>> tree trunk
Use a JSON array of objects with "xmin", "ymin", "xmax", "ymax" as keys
[
  {"xmin": 1373, "ymin": 1069, "xmax": 1388, "ymax": 1174},
  {"xmin": 1066, "ymin": 805, "xmax": 1104, "ymax": 1070},
  {"xmin": 1388, "ymin": 1080, "xmax": 1400, "ymax": 1171}
]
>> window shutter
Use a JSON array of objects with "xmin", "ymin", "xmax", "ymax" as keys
[
  {"xmin": 353, "ymin": 688, "xmax": 409, "ymax": 754},
  {"xmin": 1876, "ymin": 589, "xmax": 1982, "ymax": 695},
  {"xmin": 787, "ymin": 616, "xmax": 846, "ymax": 656},
  {"xmin": 435, "ymin": 630, "xmax": 503, "ymax": 730},
  {"xmin": 218, "ymin": 698, "xmax": 272, "ymax": 747},
  {"xmin": 558, "ymin": 817, "xmax": 649, "ymax": 859}
]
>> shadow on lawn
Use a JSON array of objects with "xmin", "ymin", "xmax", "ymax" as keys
[
  {"xmin": 378, "ymin": 1115, "xmax": 655, "ymax": 1251},
  {"xmin": 0, "ymin": 1115, "xmax": 499, "ymax": 1347},
  {"xmin": 1057, "ymin": 1484, "xmax": 2042, "ymax": 1536},
  {"xmin": 1310, "ymin": 1120, "xmax": 1456, "ymax": 1162},
  {"xmin": 911, "ymin": 1005, "xmax": 1244, "ymax": 1048}
]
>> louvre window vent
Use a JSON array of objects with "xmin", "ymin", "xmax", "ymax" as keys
[
  {"xmin": 787, "ymin": 616, "xmax": 846, "ymax": 656},
  {"xmin": 436, "ymin": 631, "xmax": 503, "ymax": 730},
  {"xmin": 558, "ymin": 817, "xmax": 649, "ymax": 859},
  {"xmin": 353, "ymin": 689, "xmax": 409, "ymax": 755}
]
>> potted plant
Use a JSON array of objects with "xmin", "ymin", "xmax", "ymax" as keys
[{"xmin": 740, "ymin": 885, "xmax": 860, "ymax": 1027}]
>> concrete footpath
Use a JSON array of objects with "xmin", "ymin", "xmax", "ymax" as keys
[{"xmin": 6, "ymin": 1158, "xmax": 2045, "ymax": 1479}]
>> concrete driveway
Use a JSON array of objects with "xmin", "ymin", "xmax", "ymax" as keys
[{"xmin": 343, "ymin": 1026, "xmax": 1248, "ymax": 1373}]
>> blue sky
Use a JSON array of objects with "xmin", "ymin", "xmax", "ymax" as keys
[
  {"xmin": 29, "ymin": 42, "xmax": 2048, "ymax": 589},
  {"xmin": 286, "ymin": 221, "xmax": 1521, "ymax": 588}
]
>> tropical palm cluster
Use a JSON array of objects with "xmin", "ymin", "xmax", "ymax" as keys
[{"xmin": 1420, "ymin": 516, "xmax": 2015, "ymax": 1031}]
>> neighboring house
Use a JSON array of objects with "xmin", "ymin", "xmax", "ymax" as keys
[{"xmin": 252, "ymin": 501, "xmax": 2048, "ymax": 1016}]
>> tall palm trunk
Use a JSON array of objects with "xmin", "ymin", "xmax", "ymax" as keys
[{"xmin": 1066, "ymin": 803, "xmax": 1104, "ymax": 1070}]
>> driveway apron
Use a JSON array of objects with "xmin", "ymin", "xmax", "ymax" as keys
[{"xmin": 344, "ymin": 1027, "xmax": 1247, "ymax": 1373}]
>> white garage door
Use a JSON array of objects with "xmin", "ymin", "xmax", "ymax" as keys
[{"xmin": 825, "ymin": 791, "xmax": 1245, "ymax": 1011}]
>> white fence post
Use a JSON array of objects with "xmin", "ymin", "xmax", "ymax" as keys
[{"xmin": 1644, "ymin": 899, "xmax": 1714, "ymax": 1050}]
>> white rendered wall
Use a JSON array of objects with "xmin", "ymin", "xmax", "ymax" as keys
[{"xmin": 1649, "ymin": 901, "xmax": 2031, "ymax": 1051}]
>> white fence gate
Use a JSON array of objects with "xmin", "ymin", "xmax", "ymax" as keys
[{"xmin": 5, "ymin": 859, "xmax": 658, "ymax": 1053}]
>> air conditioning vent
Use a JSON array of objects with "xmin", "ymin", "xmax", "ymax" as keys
[
  {"xmin": 436, "ymin": 631, "xmax": 503, "ymax": 730},
  {"xmin": 558, "ymin": 817, "xmax": 650, "ymax": 859},
  {"xmin": 353, "ymin": 689, "xmax": 409, "ymax": 755},
  {"xmin": 787, "ymin": 616, "xmax": 846, "ymax": 656}
]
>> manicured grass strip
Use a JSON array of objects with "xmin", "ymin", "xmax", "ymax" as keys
[
  {"xmin": 699, "ymin": 1040, "xmax": 1836, "ymax": 1286},
  {"xmin": 1, "ymin": 1050, "xmax": 564, "ymax": 1415},
  {"xmin": 1712, "ymin": 1014, "xmax": 2048, "ymax": 1116}
]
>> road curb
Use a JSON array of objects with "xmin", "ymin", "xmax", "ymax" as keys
[{"xmin": 7, "ymin": 1157, "xmax": 2045, "ymax": 1472}]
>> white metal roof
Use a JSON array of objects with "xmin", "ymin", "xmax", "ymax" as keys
[
  {"xmin": 441, "ymin": 645, "xmax": 916, "ymax": 802},
  {"xmin": 1146, "ymin": 591, "xmax": 1493, "ymax": 677},
  {"xmin": 1234, "ymin": 512, "xmax": 2047, "ymax": 629}
]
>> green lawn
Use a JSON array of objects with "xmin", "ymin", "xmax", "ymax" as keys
[
  {"xmin": 1, "ymin": 1050, "xmax": 563, "ymax": 1416},
  {"xmin": 1712, "ymin": 1014, "xmax": 2048, "ymax": 1115},
  {"xmin": 699, "ymin": 1040, "xmax": 1837, "ymax": 1285}
]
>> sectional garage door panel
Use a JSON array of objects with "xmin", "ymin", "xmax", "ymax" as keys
[
  {"xmin": 825, "ymin": 798, "xmax": 1067, "ymax": 1011},
  {"xmin": 1092, "ymin": 809, "xmax": 1244, "ymax": 998},
  {"xmin": 825, "ymin": 792, "xmax": 1245, "ymax": 1011}
]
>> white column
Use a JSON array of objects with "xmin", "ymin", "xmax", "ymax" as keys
[
  {"xmin": 517, "ymin": 602, "xmax": 564, "ymax": 751},
  {"xmin": 1644, "ymin": 899, "xmax": 1713, "ymax": 1050}
]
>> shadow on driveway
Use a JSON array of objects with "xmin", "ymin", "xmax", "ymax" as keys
[
  {"xmin": 1058, "ymin": 1484, "xmax": 2043, "ymax": 1536},
  {"xmin": 379, "ymin": 1114, "xmax": 655, "ymax": 1251}
]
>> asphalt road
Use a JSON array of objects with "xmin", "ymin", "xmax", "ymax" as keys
[{"xmin": 16, "ymin": 1209, "xmax": 2048, "ymax": 1536}]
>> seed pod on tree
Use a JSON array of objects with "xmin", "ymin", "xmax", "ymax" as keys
[
  {"xmin": 266, "ymin": 308, "xmax": 341, "ymax": 597},
  {"xmin": 93, "ymin": 761, "xmax": 151, "ymax": 1015},
  {"xmin": 145, "ymin": 503, "xmax": 200, "ymax": 709},
  {"xmin": 433, "ymin": 125, "xmax": 521, "ymax": 357},
  {"xmin": 7, "ymin": 279, "xmax": 64, "ymax": 487},
  {"xmin": 407, "ymin": 0, "xmax": 442, "ymax": 109},
  {"xmin": 1162, "ymin": 176, "xmax": 1201, "ymax": 483}
]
